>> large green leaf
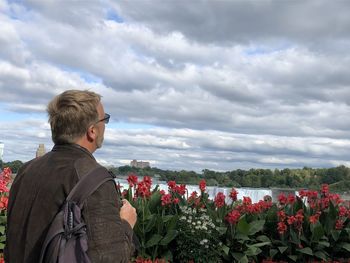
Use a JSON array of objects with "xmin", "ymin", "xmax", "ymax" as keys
[
  {"xmin": 314, "ymin": 251, "xmax": 328, "ymax": 260},
  {"xmin": 245, "ymin": 246, "xmax": 262, "ymax": 256},
  {"xmin": 237, "ymin": 216, "xmax": 249, "ymax": 235},
  {"xmin": 145, "ymin": 214, "xmax": 157, "ymax": 233},
  {"xmin": 278, "ymin": 246, "xmax": 288, "ymax": 254},
  {"xmin": 166, "ymin": 215, "xmax": 178, "ymax": 231},
  {"xmin": 145, "ymin": 234, "xmax": 163, "ymax": 248},
  {"xmin": 311, "ymin": 222, "xmax": 325, "ymax": 242},
  {"xmin": 256, "ymin": 235, "xmax": 270, "ymax": 242},
  {"xmin": 287, "ymin": 255, "xmax": 297, "ymax": 262},
  {"xmin": 341, "ymin": 242, "xmax": 350, "ymax": 252},
  {"xmin": 296, "ymin": 247, "xmax": 313, "ymax": 256},
  {"xmin": 0, "ymin": 215, "xmax": 7, "ymax": 224},
  {"xmin": 250, "ymin": 241, "xmax": 271, "ymax": 248},
  {"xmin": 331, "ymin": 230, "xmax": 340, "ymax": 242},
  {"xmin": 269, "ymin": 249, "xmax": 278, "ymax": 258},
  {"xmin": 148, "ymin": 191, "xmax": 161, "ymax": 212},
  {"xmin": 231, "ymin": 252, "xmax": 248, "ymax": 263},
  {"xmin": 248, "ymin": 219, "xmax": 265, "ymax": 236},
  {"xmin": 159, "ymin": 230, "xmax": 177, "ymax": 245},
  {"xmin": 324, "ymin": 201, "xmax": 337, "ymax": 234}
]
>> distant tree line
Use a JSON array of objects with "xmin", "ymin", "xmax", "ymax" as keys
[
  {"xmin": 3, "ymin": 160, "xmax": 350, "ymax": 193},
  {"xmin": 110, "ymin": 165, "xmax": 350, "ymax": 193}
]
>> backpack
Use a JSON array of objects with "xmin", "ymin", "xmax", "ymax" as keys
[{"xmin": 39, "ymin": 166, "xmax": 115, "ymax": 263}]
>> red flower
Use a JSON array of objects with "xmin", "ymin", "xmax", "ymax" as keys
[
  {"xmin": 127, "ymin": 173, "xmax": 138, "ymax": 187},
  {"xmin": 277, "ymin": 222, "xmax": 287, "ymax": 235},
  {"xmin": 135, "ymin": 181, "xmax": 151, "ymax": 198},
  {"xmin": 321, "ymin": 184, "xmax": 329, "ymax": 195},
  {"xmin": 167, "ymin": 181, "xmax": 176, "ymax": 191},
  {"xmin": 0, "ymin": 196, "xmax": 8, "ymax": 210},
  {"xmin": 278, "ymin": 193, "xmax": 287, "ymax": 205},
  {"xmin": 173, "ymin": 198, "xmax": 179, "ymax": 204},
  {"xmin": 199, "ymin": 179, "xmax": 206, "ymax": 192},
  {"xmin": 295, "ymin": 209, "xmax": 304, "ymax": 223},
  {"xmin": 226, "ymin": 209, "xmax": 241, "ymax": 225},
  {"xmin": 243, "ymin": 196, "xmax": 252, "ymax": 206},
  {"xmin": 309, "ymin": 213, "xmax": 320, "ymax": 224},
  {"xmin": 299, "ymin": 189, "xmax": 307, "ymax": 198},
  {"xmin": 121, "ymin": 189, "xmax": 128, "ymax": 198},
  {"xmin": 339, "ymin": 206, "xmax": 347, "ymax": 217},
  {"xmin": 287, "ymin": 216, "xmax": 296, "ymax": 225},
  {"xmin": 277, "ymin": 210, "xmax": 286, "ymax": 221},
  {"xmin": 229, "ymin": 188, "xmax": 238, "ymax": 202},
  {"xmin": 161, "ymin": 194, "xmax": 172, "ymax": 206},
  {"xmin": 175, "ymin": 184, "xmax": 186, "ymax": 195},
  {"xmin": 143, "ymin": 176, "xmax": 152, "ymax": 187},
  {"xmin": 335, "ymin": 219, "xmax": 344, "ymax": 230},
  {"xmin": 214, "ymin": 192, "xmax": 226, "ymax": 208},
  {"xmin": 287, "ymin": 194, "xmax": 296, "ymax": 204}
]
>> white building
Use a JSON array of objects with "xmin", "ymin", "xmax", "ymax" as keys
[{"xmin": 0, "ymin": 142, "xmax": 4, "ymax": 161}]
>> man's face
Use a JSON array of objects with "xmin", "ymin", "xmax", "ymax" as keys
[{"xmin": 95, "ymin": 102, "xmax": 106, "ymax": 149}]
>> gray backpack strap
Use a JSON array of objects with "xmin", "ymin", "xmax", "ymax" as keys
[{"xmin": 67, "ymin": 166, "xmax": 115, "ymax": 208}]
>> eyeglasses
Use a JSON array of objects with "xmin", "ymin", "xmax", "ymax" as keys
[{"xmin": 96, "ymin": 113, "xmax": 110, "ymax": 124}]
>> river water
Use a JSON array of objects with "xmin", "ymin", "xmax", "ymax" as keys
[{"xmin": 115, "ymin": 178, "xmax": 276, "ymax": 204}]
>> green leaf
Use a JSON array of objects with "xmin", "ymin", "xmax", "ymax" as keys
[
  {"xmin": 256, "ymin": 235, "xmax": 270, "ymax": 242},
  {"xmin": 148, "ymin": 191, "xmax": 161, "ymax": 212},
  {"xmin": 317, "ymin": 241, "xmax": 330, "ymax": 248},
  {"xmin": 0, "ymin": 225, "xmax": 5, "ymax": 234},
  {"xmin": 314, "ymin": 251, "xmax": 328, "ymax": 260},
  {"xmin": 331, "ymin": 230, "xmax": 340, "ymax": 241},
  {"xmin": 341, "ymin": 242, "xmax": 350, "ymax": 252},
  {"xmin": 245, "ymin": 246, "xmax": 262, "ymax": 256},
  {"xmin": 144, "ymin": 214, "xmax": 157, "ymax": 233},
  {"xmin": 222, "ymin": 245, "xmax": 230, "ymax": 256},
  {"xmin": 237, "ymin": 216, "xmax": 249, "ymax": 235},
  {"xmin": 311, "ymin": 222, "xmax": 324, "ymax": 242},
  {"xmin": 248, "ymin": 219, "xmax": 265, "ymax": 236},
  {"xmin": 0, "ymin": 243, "xmax": 4, "ymax": 249},
  {"xmin": 166, "ymin": 215, "xmax": 178, "ymax": 231},
  {"xmin": 235, "ymin": 233, "xmax": 250, "ymax": 241},
  {"xmin": 0, "ymin": 215, "xmax": 7, "ymax": 224},
  {"xmin": 287, "ymin": 255, "xmax": 298, "ymax": 262},
  {"xmin": 269, "ymin": 249, "xmax": 278, "ymax": 258},
  {"xmin": 239, "ymin": 255, "xmax": 249, "ymax": 263},
  {"xmin": 296, "ymin": 247, "xmax": 313, "ymax": 256},
  {"xmin": 145, "ymin": 234, "xmax": 163, "ymax": 248},
  {"xmin": 162, "ymin": 215, "xmax": 174, "ymax": 222},
  {"xmin": 278, "ymin": 246, "xmax": 288, "ymax": 254},
  {"xmin": 159, "ymin": 230, "xmax": 177, "ymax": 245},
  {"xmin": 232, "ymin": 252, "xmax": 248, "ymax": 263},
  {"xmin": 250, "ymin": 241, "xmax": 271, "ymax": 248}
]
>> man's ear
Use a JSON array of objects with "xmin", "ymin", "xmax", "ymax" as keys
[{"xmin": 86, "ymin": 125, "xmax": 96, "ymax": 142}]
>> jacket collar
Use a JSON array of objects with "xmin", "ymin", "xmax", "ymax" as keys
[{"xmin": 52, "ymin": 144, "xmax": 96, "ymax": 160}]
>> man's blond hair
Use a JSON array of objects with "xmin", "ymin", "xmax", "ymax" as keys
[{"xmin": 47, "ymin": 90, "xmax": 101, "ymax": 144}]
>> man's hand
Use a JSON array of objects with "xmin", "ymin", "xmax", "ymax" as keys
[{"xmin": 120, "ymin": 199, "xmax": 137, "ymax": 228}]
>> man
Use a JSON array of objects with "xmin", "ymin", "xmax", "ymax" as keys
[{"xmin": 5, "ymin": 90, "xmax": 137, "ymax": 262}]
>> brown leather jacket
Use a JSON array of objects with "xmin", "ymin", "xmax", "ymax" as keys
[{"xmin": 5, "ymin": 144, "xmax": 134, "ymax": 263}]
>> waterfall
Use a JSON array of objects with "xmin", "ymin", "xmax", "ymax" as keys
[{"xmin": 116, "ymin": 179, "xmax": 273, "ymax": 203}]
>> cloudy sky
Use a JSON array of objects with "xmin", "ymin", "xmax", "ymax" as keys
[{"xmin": 1, "ymin": 0, "xmax": 350, "ymax": 172}]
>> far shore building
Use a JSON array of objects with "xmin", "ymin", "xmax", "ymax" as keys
[
  {"xmin": 130, "ymin": 159, "xmax": 150, "ymax": 169},
  {"xmin": 36, "ymin": 144, "xmax": 46, "ymax": 158}
]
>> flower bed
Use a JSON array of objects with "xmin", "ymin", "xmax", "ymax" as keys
[
  {"xmin": 0, "ymin": 167, "xmax": 11, "ymax": 262},
  {"xmin": 122, "ymin": 175, "xmax": 350, "ymax": 263},
  {"xmin": 1, "ymin": 168, "xmax": 350, "ymax": 262}
]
